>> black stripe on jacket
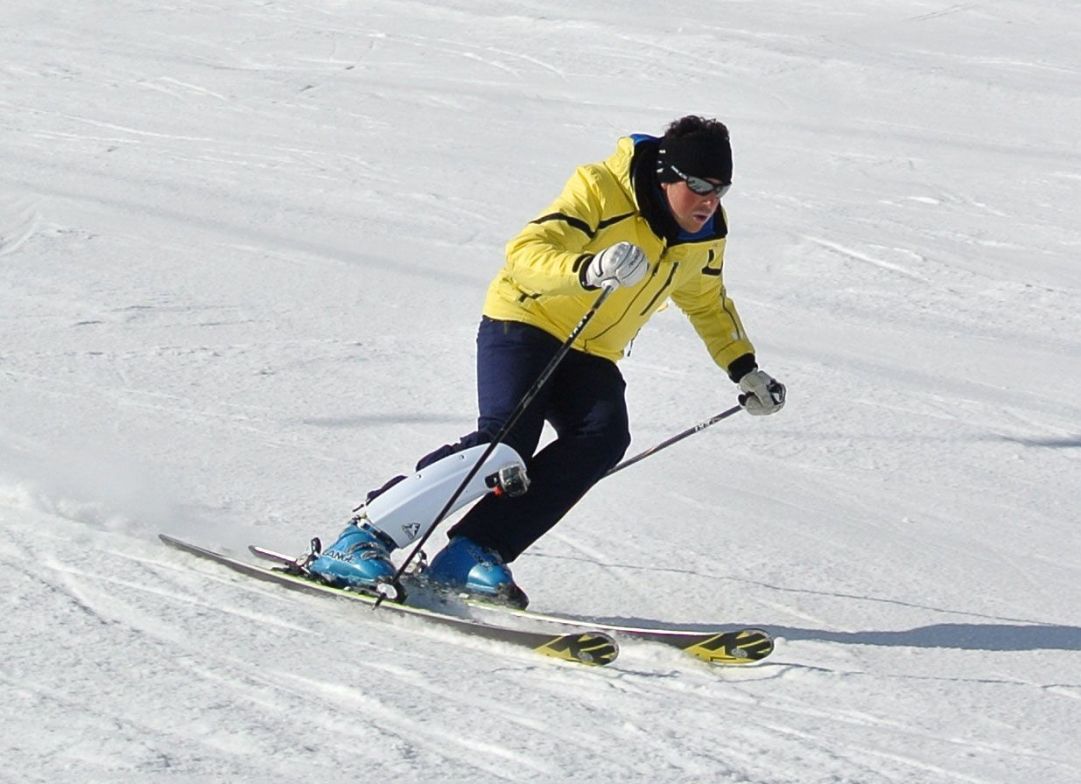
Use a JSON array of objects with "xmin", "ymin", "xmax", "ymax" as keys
[{"xmin": 531, "ymin": 211, "xmax": 635, "ymax": 239}]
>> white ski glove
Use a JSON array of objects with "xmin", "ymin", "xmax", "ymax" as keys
[
  {"xmin": 583, "ymin": 242, "xmax": 648, "ymax": 290},
  {"xmin": 738, "ymin": 369, "xmax": 786, "ymax": 416}
]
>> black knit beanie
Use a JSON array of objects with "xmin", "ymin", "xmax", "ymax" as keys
[{"xmin": 656, "ymin": 129, "xmax": 733, "ymax": 184}]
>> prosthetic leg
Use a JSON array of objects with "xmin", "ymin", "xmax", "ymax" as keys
[{"xmin": 307, "ymin": 443, "xmax": 527, "ymax": 593}]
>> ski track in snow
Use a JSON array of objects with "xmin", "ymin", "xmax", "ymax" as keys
[{"xmin": 3, "ymin": 0, "xmax": 1081, "ymax": 782}]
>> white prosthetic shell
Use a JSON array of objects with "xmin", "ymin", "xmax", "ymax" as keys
[{"xmin": 359, "ymin": 443, "xmax": 526, "ymax": 549}]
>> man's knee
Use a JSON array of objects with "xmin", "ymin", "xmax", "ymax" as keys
[
  {"xmin": 607, "ymin": 426, "xmax": 632, "ymax": 466},
  {"xmin": 581, "ymin": 425, "xmax": 631, "ymax": 472}
]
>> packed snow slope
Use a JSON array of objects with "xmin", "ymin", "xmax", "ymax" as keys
[{"xmin": 3, "ymin": 1, "xmax": 1080, "ymax": 782}]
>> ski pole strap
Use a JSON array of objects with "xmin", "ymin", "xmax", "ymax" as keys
[{"xmin": 605, "ymin": 404, "xmax": 743, "ymax": 478}]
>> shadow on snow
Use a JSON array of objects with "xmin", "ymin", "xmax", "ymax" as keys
[{"xmin": 768, "ymin": 622, "xmax": 1081, "ymax": 652}]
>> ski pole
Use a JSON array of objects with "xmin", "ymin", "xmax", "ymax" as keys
[
  {"xmin": 604, "ymin": 403, "xmax": 743, "ymax": 478},
  {"xmin": 375, "ymin": 282, "xmax": 618, "ymax": 607}
]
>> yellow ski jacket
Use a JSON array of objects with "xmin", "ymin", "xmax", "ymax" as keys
[{"xmin": 482, "ymin": 135, "xmax": 755, "ymax": 377}]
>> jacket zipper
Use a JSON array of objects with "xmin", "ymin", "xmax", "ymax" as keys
[{"xmin": 639, "ymin": 261, "xmax": 679, "ymax": 316}]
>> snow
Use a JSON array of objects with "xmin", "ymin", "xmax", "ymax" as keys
[{"xmin": 2, "ymin": 1, "xmax": 1080, "ymax": 781}]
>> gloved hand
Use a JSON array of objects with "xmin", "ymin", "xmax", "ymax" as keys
[
  {"xmin": 738, "ymin": 369, "xmax": 786, "ymax": 416},
  {"xmin": 583, "ymin": 242, "xmax": 648, "ymax": 290}
]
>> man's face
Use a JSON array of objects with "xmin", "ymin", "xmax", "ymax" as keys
[{"xmin": 661, "ymin": 180, "xmax": 722, "ymax": 233}]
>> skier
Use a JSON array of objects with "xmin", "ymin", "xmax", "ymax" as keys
[{"xmin": 307, "ymin": 115, "xmax": 786, "ymax": 607}]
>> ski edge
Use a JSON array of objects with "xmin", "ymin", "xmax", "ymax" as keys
[{"xmin": 469, "ymin": 601, "xmax": 774, "ymax": 665}]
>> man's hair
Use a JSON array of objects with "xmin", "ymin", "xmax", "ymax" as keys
[
  {"xmin": 663, "ymin": 115, "xmax": 729, "ymax": 144},
  {"xmin": 657, "ymin": 115, "xmax": 733, "ymax": 183}
]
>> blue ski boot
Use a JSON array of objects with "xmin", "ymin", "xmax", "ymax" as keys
[
  {"xmin": 307, "ymin": 522, "xmax": 397, "ymax": 592},
  {"xmin": 425, "ymin": 536, "xmax": 529, "ymax": 609}
]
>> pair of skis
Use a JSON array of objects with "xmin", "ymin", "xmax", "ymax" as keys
[{"xmin": 160, "ymin": 534, "xmax": 774, "ymax": 669}]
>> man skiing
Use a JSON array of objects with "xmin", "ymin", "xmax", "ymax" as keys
[{"xmin": 307, "ymin": 115, "xmax": 786, "ymax": 608}]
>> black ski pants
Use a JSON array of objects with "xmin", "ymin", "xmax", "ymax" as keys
[{"xmin": 417, "ymin": 317, "xmax": 631, "ymax": 562}]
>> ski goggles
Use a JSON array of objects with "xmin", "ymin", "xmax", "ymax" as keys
[{"xmin": 668, "ymin": 164, "xmax": 731, "ymax": 198}]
